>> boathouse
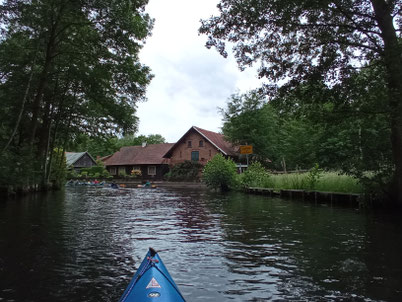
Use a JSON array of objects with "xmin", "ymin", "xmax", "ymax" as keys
[{"xmin": 65, "ymin": 151, "xmax": 97, "ymax": 172}]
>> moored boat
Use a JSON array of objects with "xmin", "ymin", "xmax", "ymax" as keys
[{"xmin": 119, "ymin": 248, "xmax": 186, "ymax": 302}]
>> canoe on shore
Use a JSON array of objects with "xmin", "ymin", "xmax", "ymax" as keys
[{"xmin": 119, "ymin": 248, "xmax": 186, "ymax": 302}]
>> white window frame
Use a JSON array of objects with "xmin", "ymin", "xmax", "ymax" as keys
[{"xmin": 147, "ymin": 166, "xmax": 156, "ymax": 176}]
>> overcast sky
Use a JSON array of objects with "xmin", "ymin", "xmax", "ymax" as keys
[{"xmin": 137, "ymin": 0, "xmax": 262, "ymax": 143}]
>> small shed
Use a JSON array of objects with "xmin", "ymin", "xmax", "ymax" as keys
[{"xmin": 65, "ymin": 151, "xmax": 97, "ymax": 172}]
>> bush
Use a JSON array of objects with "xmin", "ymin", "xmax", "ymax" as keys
[
  {"xmin": 239, "ymin": 162, "xmax": 270, "ymax": 188},
  {"xmin": 66, "ymin": 169, "xmax": 79, "ymax": 179},
  {"xmin": 307, "ymin": 163, "xmax": 323, "ymax": 190},
  {"xmin": 80, "ymin": 171, "xmax": 88, "ymax": 178},
  {"xmin": 79, "ymin": 160, "xmax": 109, "ymax": 178},
  {"xmin": 167, "ymin": 161, "xmax": 203, "ymax": 181},
  {"xmin": 202, "ymin": 154, "xmax": 237, "ymax": 191}
]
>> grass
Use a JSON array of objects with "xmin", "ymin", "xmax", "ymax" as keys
[{"xmin": 258, "ymin": 171, "xmax": 363, "ymax": 194}]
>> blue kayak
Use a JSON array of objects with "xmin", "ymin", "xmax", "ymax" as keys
[{"xmin": 119, "ymin": 248, "xmax": 186, "ymax": 302}]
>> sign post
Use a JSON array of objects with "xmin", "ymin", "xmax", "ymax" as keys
[{"xmin": 240, "ymin": 145, "xmax": 253, "ymax": 169}]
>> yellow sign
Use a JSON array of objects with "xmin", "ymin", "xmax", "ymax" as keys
[{"xmin": 240, "ymin": 145, "xmax": 253, "ymax": 154}]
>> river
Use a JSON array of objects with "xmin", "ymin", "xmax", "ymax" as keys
[{"xmin": 0, "ymin": 186, "xmax": 401, "ymax": 301}]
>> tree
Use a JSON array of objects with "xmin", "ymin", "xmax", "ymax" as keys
[
  {"xmin": 221, "ymin": 90, "xmax": 281, "ymax": 166},
  {"xmin": 200, "ymin": 0, "xmax": 402, "ymax": 205},
  {"xmin": 0, "ymin": 0, "xmax": 153, "ymax": 190},
  {"xmin": 221, "ymin": 90, "xmax": 321, "ymax": 171}
]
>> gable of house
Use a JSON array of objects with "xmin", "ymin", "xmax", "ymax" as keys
[
  {"xmin": 65, "ymin": 152, "xmax": 96, "ymax": 169},
  {"xmin": 163, "ymin": 126, "xmax": 238, "ymax": 166}
]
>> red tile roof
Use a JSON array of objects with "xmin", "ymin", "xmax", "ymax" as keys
[
  {"xmin": 103, "ymin": 143, "xmax": 174, "ymax": 166},
  {"xmin": 193, "ymin": 126, "xmax": 237, "ymax": 156}
]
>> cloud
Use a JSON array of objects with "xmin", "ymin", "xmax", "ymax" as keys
[{"xmin": 137, "ymin": 0, "xmax": 262, "ymax": 142}]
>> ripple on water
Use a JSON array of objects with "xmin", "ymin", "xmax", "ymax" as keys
[{"xmin": 0, "ymin": 187, "xmax": 401, "ymax": 302}]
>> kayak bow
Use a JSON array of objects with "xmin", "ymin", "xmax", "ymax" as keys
[{"xmin": 119, "ymin": 248, "xmax": 186, "ymax": 302}]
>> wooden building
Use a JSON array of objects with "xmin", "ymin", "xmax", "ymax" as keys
[
  {"xmin": 65, "ymin": 151, "xmax": 97, "ymax": 172},
  {"xmin": 163, "ymin": 126, "xmax": 238, "ymax": 166},
  {"xmin": 103, "ymin": 143, "xmax": 174, "ymax": 180}
]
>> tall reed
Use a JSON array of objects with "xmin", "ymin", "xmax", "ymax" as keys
[{"xmin": 259, "ymin": 172, "xmax": 363, "ymax": 193}]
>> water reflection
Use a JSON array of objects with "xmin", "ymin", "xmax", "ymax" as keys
[{"xmin": 0, "ymin": 187, "xmax": 401, "ymax": 301}]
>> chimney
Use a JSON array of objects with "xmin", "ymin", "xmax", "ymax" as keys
[{"xmin": 142, "ymin": 142, "xmax": 147, "ymax": 148}]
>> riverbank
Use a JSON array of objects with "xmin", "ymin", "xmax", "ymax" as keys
[
  {"xmin": 245, "ymin": 187, "xmax": 362, "ymax": 207},
  {"xmin": 0, "ymin": 182, "xmax": 57, "ymax": 200},
  {"xmin": 65, "ymin": 179, "xmax": 208, "ymax": 189}
]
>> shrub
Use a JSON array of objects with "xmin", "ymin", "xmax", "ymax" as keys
[
  {"xmin": 66, "ymin": 169, "xmax": 79, "ymax": 179},
  {"xmin": 307, "ymin": 163, "xmax": 323, "ymax": 190},
  {"xmin": 167, "ymin": 161, "xmax": 203, "ymax": 181},
  {"xmin": 202, "ymin": 154, "xmax": 237, "ymax": 191},
  {"xmin": 240, "ymin": 162, "xmax": 270, "ymax": 188}
]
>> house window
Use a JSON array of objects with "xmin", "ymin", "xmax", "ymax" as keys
[
  {"xmin": 180, "ymin": 151, "xmax": 182, "ymax": 158},
  {"xmin": 199, "ymin": 140, "xmax": 204, "ymax": 147},
  {"xmin": 209, "ymin": 150, "xmax": 212, "ymax": 157},
  {"xmin": 109, "ymin": 167, "xmax": 117, "ymax": 175},
  {"xmin": 187, "ymin": 140, "xmax": 192, "ymax": 148},
  {"xmin": 191, "ymin": 151, "xmax": 199, "ymax": 161},
  {"xmin": 118, "ymin": 167, "xmax": 126, "ymax": 175},
  {"xmin": 148, "ymin": 166, "xmax": 156, "ymax": 176}
]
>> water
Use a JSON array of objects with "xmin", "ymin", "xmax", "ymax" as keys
[{"xmin": 1, "ymin": 187, "xmax": 402, "ymax": 302}]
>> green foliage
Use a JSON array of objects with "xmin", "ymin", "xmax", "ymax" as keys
[
  {"xmin": 200, "ymin": 0, "xmax": 400, "ymax": 87},
  {"xmin": 239, "ymin": 162, "xmax": 270, "ymax": 188},
  {"xmin": 67, "ymin": 169, "xmax": 79, "ymax": 179},
  {"xmin": 166, "ymin": 161, "xmax": 203, "ymax": 181},
  {"xmin": 119, "ymin": 171, "xmax": 128, "ymax": 178},
  {"xmin": 306, "ymin": 164, "xmax": 323, "ymax": 190},
  {"xmin": 219, "ymin": 67, "xmax": 392, "ymax": 197},
  {"xmin": 221, "ymin": 91, "xmax": 280, "ymax": 165},
  {"xmin": 200, "ymin": 0, "xmax": 402, "ymax": 204},
  {"xmin": 261, "ymin": 171, "xmax": 363, "ymax": 194},
  {"xmin": 76, "ymin": 160, "xmax": 109, "ymax": 179},
  {"xmin": 202, "ymin": 154, "xmax": 237, "ymax": 191},
  {"xmin": 0, "ymin": 145, "xmax": 40, "ymax": 187},
  {"xmin": 0, "ymin": 0, "xmax": 154, "ymax": 190},
  {"xmin": 49, "ymin": 149, "xmax": 67, "ymax": 188}
]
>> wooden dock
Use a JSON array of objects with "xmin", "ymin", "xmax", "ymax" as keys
[{"xmin": 245, "ymin": 187, "xmax": 361, "ymax": 207}]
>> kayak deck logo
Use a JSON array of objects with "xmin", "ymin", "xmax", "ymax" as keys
[
  {"xmin": 148, "ymin": 292, "xmax": 161, "ymax": 298},
  {"xmin": 146, "ymin": 277, "xmax": 161, "ymax": 289}
]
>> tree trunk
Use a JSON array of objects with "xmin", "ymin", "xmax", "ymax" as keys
[
  {"xmin": 29, "ymin": 3, "xmax": 65, "ymax": 147},
  {"xmin": 1, "ymin": 52, "xmax": 37, "ymax": 154},
  {"xmin": 371, "ymin": 0, "xmax": 402, "ymax": 206}
]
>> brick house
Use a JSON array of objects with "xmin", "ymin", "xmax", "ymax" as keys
[
  {"xmin": 163, "ymin": 126, "xmax": 238, "ymax": 166},
  {"xmin": 103, "ymin": 143, "xmax": 174, "ymax": 180}
]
